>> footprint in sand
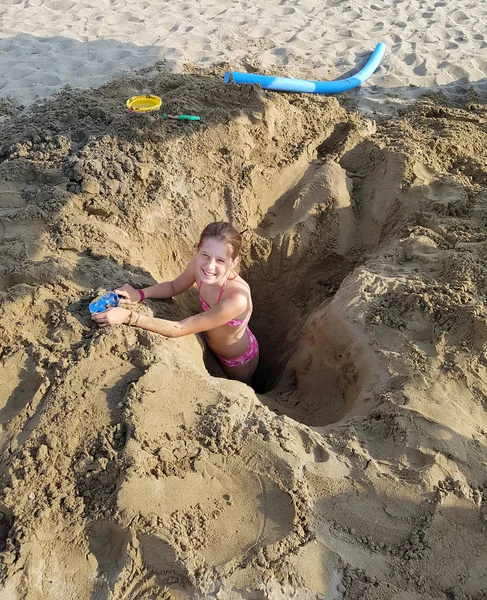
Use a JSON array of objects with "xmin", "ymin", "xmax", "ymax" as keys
[{"xmin": 299, "ymin": 430, "xmax": 329, "ymax": 463}]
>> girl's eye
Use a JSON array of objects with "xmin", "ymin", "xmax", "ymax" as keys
[{"xmin": 217, "ymin": 259, "xmax": 225, "ymax": 263}]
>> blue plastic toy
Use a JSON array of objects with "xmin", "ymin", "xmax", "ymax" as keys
[
  {"xmin": 224, "ymin": 42, "xmax": 386, "ymax": 94},
  {"xmin": 89, "ymin": 291, "xmax": 121, "ymax": 314}
]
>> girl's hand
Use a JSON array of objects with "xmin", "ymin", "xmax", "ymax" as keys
[
  {"xmin": 92, "ymin": 307, "xmax": 131, "ymax": 327},
  {"xmin": 114, "ymin": 284, "xmax": 141, "ymax": 304}
]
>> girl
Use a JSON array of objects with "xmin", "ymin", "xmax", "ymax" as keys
[{"xmin": 91, "ymin": 222, "xmax": 259, "ymax": 384}]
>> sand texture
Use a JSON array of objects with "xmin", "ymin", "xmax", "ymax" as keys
[
  {"xmin": 1, "ymin": 0, "xmax": 487, "ymax": 112},
  {"xmin": 0, "ymin": 68, "xmax": 486, "ymax": 598},
  {"xmin": 1, "ymin": 0, "xmax": 487, "ymax": 597}
]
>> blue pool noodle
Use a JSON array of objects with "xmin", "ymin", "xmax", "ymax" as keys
[{"xmin": 223, "ymin": 42, "xmax": 386, "ymax": 94}]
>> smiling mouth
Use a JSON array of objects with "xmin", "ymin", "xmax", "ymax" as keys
[{"xmin": 202, "ymin": 269, "xmax": 216, "ymax": 277}]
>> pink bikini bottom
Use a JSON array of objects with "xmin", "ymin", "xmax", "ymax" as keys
[{"xmin": 217, "ymin": 327, "xmax": 259, "ymax": 368}]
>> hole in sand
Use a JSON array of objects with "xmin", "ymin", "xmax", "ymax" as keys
[
  {"xmin": 242, "ymin": 155, "xmax": 382, "ymax": 427},
  {"xmin": 0, "ymin": 80, "xmax": 399, "ymax": 432}
]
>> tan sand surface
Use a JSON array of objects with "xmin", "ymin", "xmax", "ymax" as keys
[
  {"xmin": 1, "ymin": 0, "xmax": 487, "ymax": 112},
  {"xmin": 0, "ymin": 68, "xmax": 486, "ymax": 598},
  {"xmin": 1, "ymin": 0, "xmax": 487, "ymax": 598}
]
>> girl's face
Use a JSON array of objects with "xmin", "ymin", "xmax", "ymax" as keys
[{"xmin": 196, "ymin": 237, "xmax": 237, "ymax": 285}]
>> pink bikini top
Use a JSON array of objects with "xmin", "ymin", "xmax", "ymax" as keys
[{"xmin": 198, "ymin": 280, "xmax": 250, "ymax": 327}]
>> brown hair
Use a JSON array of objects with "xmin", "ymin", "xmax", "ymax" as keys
[{"xmin": 197, "ymin": 222, "xmax": 242, "ymax": 270}]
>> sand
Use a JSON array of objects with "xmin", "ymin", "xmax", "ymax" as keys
[
  {"xmin": 1, "ymin": 1, "xmax": 487, "ymax": 599},
  {"xmin": 1, "ymin": 0, "xmax": 487, "ymax": 113}
]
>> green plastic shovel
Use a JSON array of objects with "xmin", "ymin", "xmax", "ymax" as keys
[{"xmin": 162, "ymin": 113, "xmax": 200, "ymax": 121}]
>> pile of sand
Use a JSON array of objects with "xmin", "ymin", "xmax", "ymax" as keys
[{"xmin": 0, "ymin": 71, "xmax": 486, "ymax": 599}]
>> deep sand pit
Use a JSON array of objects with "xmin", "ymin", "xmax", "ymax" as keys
[{"xmin": 0, "ymin": 71, "xmax": 486, "ymax": 599}]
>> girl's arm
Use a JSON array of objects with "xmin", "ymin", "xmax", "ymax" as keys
[
  {"xmin": 134, "ymin": 293, "xmax": 247, "ymax": 337},
  {"xmin": 115, "ymin": 259, "xmax": 196, "ymax": 303},
  {"xmin": 92, "ymin": 289, "xmax": 248, "ymax": 337}
]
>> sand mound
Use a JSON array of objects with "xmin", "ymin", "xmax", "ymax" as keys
[{"xmin": 0, "ymin": 72, "xmax": 486, "ymax": 599}]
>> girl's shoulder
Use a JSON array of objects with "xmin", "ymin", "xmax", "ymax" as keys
[
  {"xmin": 222, "ymin": 277, "xmax": 251, "ymax": 316},
  {"xmin": 225, "ymin": 275, "xmax": 251, "ymax": 297}
]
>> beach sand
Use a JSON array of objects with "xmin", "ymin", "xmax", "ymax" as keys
[
  {"xmin": 1, "ymin": 1, "xmax": 487, "ymax": 599},
  {"xmin": 1, "ymin": 0, "xmax": 487, "ymax": 113}
]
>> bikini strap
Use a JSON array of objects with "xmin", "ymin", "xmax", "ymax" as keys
[{"xmin": 217, "ymin": 280, "xmax": 227, "ymax": 304}]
